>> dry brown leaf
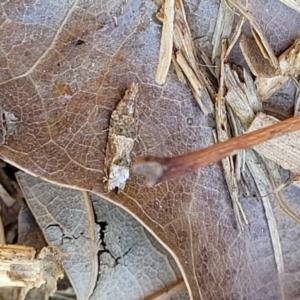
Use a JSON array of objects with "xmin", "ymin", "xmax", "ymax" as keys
[
  {"xmin": 0, "ymin": 108, "xmax": 18, "ymax": 145},
  {"xmin": 142, "ymin": 280, "xmax": 186, "ymax": 300},
  {"xmin": 0, "ymin": 1, "xmax": 300, "ymax": 299}
]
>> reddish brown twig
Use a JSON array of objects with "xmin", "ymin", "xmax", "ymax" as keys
[{"xmin": 133, "ymin": 114, "xmax": 300, "ymax": 185}]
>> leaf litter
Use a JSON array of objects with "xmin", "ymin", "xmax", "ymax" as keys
[
  {"xmin": 134, "ymin": 0, "xmax": 300, "ymax": 281},
  {"xmin": 0, "ymin": 244, "xmax": 64, "ymax": 300},
  {"xmin": 1, "ymin": 0, "xmax": 300, "ymax": 299}
]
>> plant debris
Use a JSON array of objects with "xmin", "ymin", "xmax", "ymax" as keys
[
  {"xmin": 280, "ymin": 0, "xmax": 300, "ymax": 14},
  {"xmin": 174, "ymin": 0, "xmax": 215, "ymax": 113},
  {"xmin": 239, "ymin": 35, "xmax": 279, "ymax": 78},
  {"xmin": 215, "ymin": 40, "xmax": 248, "ymax": 231},
  {"xmin": 224, "ymin": 64, "xmax": 256, "ymax": 128},
  {"xmin": 155, "ymin": 0, "xmax": 214, "ymax": 114},
  {"xmin": 245, "ymin": 151, "xmax": 284, "ymax": 273},
  {"xmin": 133, "ymin": 114, "xmax": 300, "ymax": 185},
  {"xmin": 256, "ymin": 39, "xmax": 300, "ymax": 100},
  {"xmin": 0, "ymin": 245, "xmax": 63, "ymax": 300},
  {"xmin": 155, "ymin": 0, "xmax": 174, "ymax": 85},
  {"xmin": 225, "ymin": 15, "xmax": 245, "ymax": 60},
  {"xmin": 247, "ymin": 112, "xmax": 300, "ymax": 175},
  {"xmin": 265, "ymin": 160, "xmax": 300, "ymax": 227},
  {"xmin": 212, "ymin": 0, "xmax": 234, "ymax": 65},
  {"xmin": 226, "ymin": 0, "xmax": 279, "ymax": 70}
]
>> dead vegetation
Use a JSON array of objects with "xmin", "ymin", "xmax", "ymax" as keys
[
  {"xmin": 134, "ymin": 0, "xmax": 300, "ymax": 276},
  {"xmin": 1, "ymin": 0, "xmax": 300, "ymax": 299}
]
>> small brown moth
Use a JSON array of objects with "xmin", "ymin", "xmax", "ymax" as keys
[
  {"xmin": 103, "ymin": 83, "xmax": 138, "ymax": 192},
  {"xmin": 0, "ymin": 108, "xmax": 18, "ymax": 145}
]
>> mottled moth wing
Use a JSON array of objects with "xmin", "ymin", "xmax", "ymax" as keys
[{"xmin": 104, "ymin": 83, "xmax": 138, "ymax": 192}]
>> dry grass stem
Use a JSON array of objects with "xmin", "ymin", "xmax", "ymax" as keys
[
  {"xmin": 194, "ymin": 36, "xmax": 209, "ymax": 48},
  {"xmin": 212, "ymin": 0, "xmax": 234, "ymax": 62},
  {"xmin": 215, "ymin": 41, "xmax": 248, "ymax": 231},
  {"xmin": 176, "ymin": 51, "xmax": 211, "ymax": 114},
  {"xmin": 173, "ymin": 0, "xmax": 195, "ymax": 66},
  {"xmin": 173, "ymin": 0, "xmax": 214, "ymax": 113},
  {"xmin": 171, "ymin": 52, "xmax": 187, "ymax": 84},
  {"xmin": 227, "ymin": 106, "xmax": 245, "ymax": 181},
  {"xmin": 288, "ymin": 73, "xmax": 300, "ymax": 116},
  {"xmin": 287, "ymin": 73, "xmax": 300, "ymax": 116},
  {"xmin": 198, "ymin": 52, "xmax": 217, "ymax": 78},
  {"xmin": 194, "ymin": 37, "xmax": 217, "ymax": 78},
  {"xmin": 242, "ymin": 68, "xmax": 262, "ymax": 112},
  {"xmin": 224, "ymin": 64, "xmax": 256, "ymax": 128},
  {"xmin": 155, "ymin": 0, "xmax": 175, "ymax": 85},
  {"xmin": 155, "ymin": 0, "xmax": 215, "ymax": 113},
  {"xmin": 280, "ymin": 0, "xmax": 300, "ymax": 14},
  {"xmin": 291, "ymin": 174, "xmax": 300, "ymax": 190},
  {"xmin": 275, "ymin": 190, "xmax": 300, "ymax": 226},
  {"xmin": 251, "ymin": 26, "xmax": 271, "ymax": 61},
  {"xmin": 225, "ymin": 16, "xmax": 245, "ymax": 60},
  {"xmin": 226, "ymin": 0, "xmax": 279, "ymax": 70},
  {"xmin": 246, "ymin": 151, "xmax": 284, "ymax": 274},
  {"xmin": 265, "ymin": 162, "xmax": 300, "ymax": 226}
]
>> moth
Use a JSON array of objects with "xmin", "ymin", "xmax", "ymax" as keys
[
  {"xmin": 103, "ymin": 83, "xmax": 138, "ymax": 192},
  {"xmin": 0, "ymin": 108, "xmax": 18, "ymax": 145}
]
